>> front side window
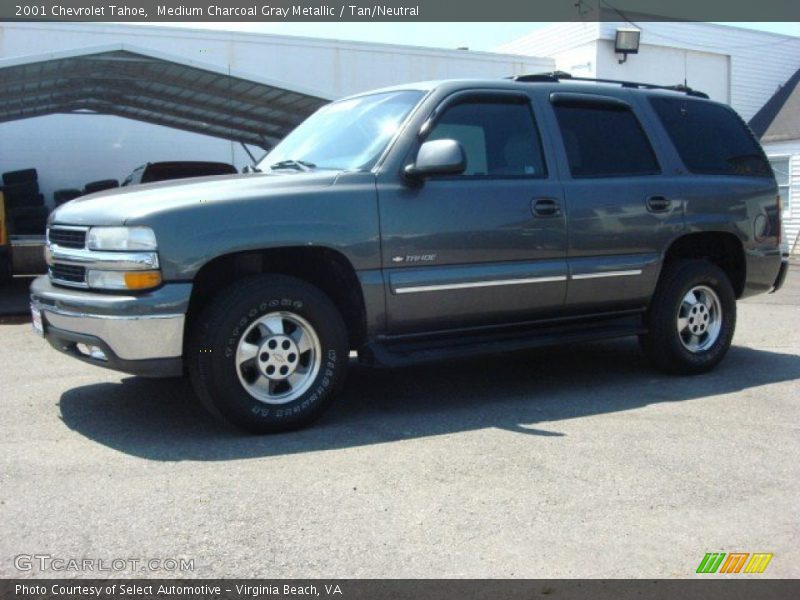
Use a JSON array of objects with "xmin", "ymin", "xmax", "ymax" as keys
[
  {"xmin": 425, "ymin": 99, "xmax": 547, "ymax": 177},
  {"xmin": 769, "ymin": 156, "xmax": 792, "ymax": 216},
  {"xmin": 553, "ymin": 103, "xmax": 660, "ymax": 178},
  {"xmin": 650, "ymin": 97, "xmax": 771, "ymax": 177},
  {"xmin": 258, "ymin": 90, "xmax": 424, "ymax": 172}
]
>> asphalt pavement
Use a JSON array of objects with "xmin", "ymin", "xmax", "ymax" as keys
[{"xmin": 0, "ymin": 269, "xmax": 798, "ymax": 578}]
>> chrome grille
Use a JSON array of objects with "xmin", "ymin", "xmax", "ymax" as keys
[
  {"xmin": 49, "ymin": 264, "xmax": 86, "ymax": 286},
  {"xmin": 48, "ymin": 227, "xmax": 87, "ymax": 249}
]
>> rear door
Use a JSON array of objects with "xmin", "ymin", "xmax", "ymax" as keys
[
  {"xmin": 377, "ymin": 90, "xmax": 568, "ymax": 333},
  {"xmin": 547, "ymin": 92, "xmax": 685, "ymax": 312}
]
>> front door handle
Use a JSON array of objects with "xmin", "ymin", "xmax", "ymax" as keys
[
  {"xmin": 532, "ymin": 198, "xmax": 560, "ymax": 217},
  {"xmin": 646, "ymin": 195, "xmax": 671, "ymax": 212}
]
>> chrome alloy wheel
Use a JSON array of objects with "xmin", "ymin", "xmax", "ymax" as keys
[
  {"xmin": 235, "ymin": 311, "xmax": 322, "ymax": 404},
  {"xmin": 676, "ymin": 285, "xmax": 722, "ymax": 353}
]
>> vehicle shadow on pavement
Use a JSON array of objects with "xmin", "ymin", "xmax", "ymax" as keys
[{"xmin": 58, "ymin": 339, "xmax": 800, "ymax": 461}]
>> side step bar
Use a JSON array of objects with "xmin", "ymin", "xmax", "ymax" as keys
[{"xmin": 362, "ymin": 313, "xmax": 646, "ymax": 368}]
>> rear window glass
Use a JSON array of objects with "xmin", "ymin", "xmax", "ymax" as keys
[
  {"xmin": 650, "ymin": 97, "xmax": 770, "ymax": 177},
  {"xmin": 553, "ymin": 104, "xmax": 659, "ymax": 178}
]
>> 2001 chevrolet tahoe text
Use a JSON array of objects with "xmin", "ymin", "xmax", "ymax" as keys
[{"xmin": 31, "ymin": 74, "xmax": 790, "ymax": 432}]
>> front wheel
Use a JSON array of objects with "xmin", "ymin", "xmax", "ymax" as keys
[
  {"xmin": 188, "ymin": 275, "xmax": 348, "ymax": 433},
  {"xmin": 639, "ymin": 260, "xmax": 736, "ymax": 375}
]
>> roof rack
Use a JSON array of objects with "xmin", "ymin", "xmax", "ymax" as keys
[{"xmin": 509, "ymin": 71, "xmax": 709, "ymax": 99}]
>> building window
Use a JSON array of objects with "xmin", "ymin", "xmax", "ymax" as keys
[{"xmin": 769, "ymin": 156, "xmax": 791, "ymax": 216}]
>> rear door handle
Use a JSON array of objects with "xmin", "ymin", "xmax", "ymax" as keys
[
  {"xmin": 646, "ymin": 195, "xmax": 671, "ymax": 212},
  {"xmin": 532, "ymin": 198, "xmax": 560, "ymax": 217}
]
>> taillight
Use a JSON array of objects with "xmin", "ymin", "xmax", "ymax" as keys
[{"xmin": 776, "ymin": 194, "xmax": 782, "ymax": 246}]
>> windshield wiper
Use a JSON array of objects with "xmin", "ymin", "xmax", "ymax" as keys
[{"xmin": 269, "ymin": 159, "xmax": 316, "ymax": 172}]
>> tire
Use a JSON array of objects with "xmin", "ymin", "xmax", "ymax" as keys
[
  {"xmin": 640, "ymin": 260, "xmax": 736, "ymax": 375},
  {"xmin": 2, "ymin": 168, "xmax": 38, "ymax": 186},
  {"xmin": 9, "ymin": 207, "xmax": 48, "ymax": 235},
  {"xmin": 10, "ymin": 220, "xmax": 47, "ymax": 235},
  {"xmin": 188, "ymin": 275, "xmax": 349, "ymax": 433},
  {"xmin": 2, "ymin": 182, "xmax": 41, "ymax": 208},
  {"xmin": 9, "ymin": 205, "xmax": 49, "ymax": 219},
  {"xmin": 54, "ymin": 189, "xmax": 82, "ymax": 206}
]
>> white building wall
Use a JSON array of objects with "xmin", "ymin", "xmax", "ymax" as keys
[
  {"xmin": 596, "ymin": 22, "xmax": 800, "ymax": 122},
  {"xmin": 497, "ymin": 22, "xmax": 601, "ymax": 56},
  {"xmin": 763, "ymin": 139, "xmax": 800, "ymax": 254},
  {"xmin": 1, "ymin": 22, "xmax": 553, "ymax": 98},
  {"xmin": 594, "ymin": 40, "xmax": 730, "ymax": 104},
  {"xmin": 499, "ymin": 22, "xmax": 800, "ymax": 121},
  {"xmin": 547, "ymin": 41, "xmax": 601, "ymax": 78},
  {"xmin": 0, "ymin": 22, "xmax": 554, "ymax": 203}
]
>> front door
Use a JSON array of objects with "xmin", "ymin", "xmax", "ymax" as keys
[{"xmin": 377, "ymin": 91, "xmax": 568, "ymax": 333}]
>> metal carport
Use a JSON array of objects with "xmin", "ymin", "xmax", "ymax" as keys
[{"xmin": 0, "ymin": 43, "xmax": 332, "ymax": 150}]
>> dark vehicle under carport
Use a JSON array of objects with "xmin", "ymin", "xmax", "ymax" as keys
[
  {"xmin": 122, "ymin": 161, "xmax": 238, "ymax": 187},
  {"xmin": 0, "ymin": 43, "xmax": 331, "ymax": 283}
]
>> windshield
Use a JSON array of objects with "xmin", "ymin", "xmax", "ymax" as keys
[{"xmin": 257, "ymin": 90, "xmax": 425, "ymax": 172}]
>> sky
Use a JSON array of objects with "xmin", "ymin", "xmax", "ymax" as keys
[{"xmin": 141, "ymin": 22, "xmax": 800, "ymax": 51}]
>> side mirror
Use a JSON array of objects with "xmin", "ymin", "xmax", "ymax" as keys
[{"xmin": 404, "ymin": 139, "xmax": 466, "ymax": 179}]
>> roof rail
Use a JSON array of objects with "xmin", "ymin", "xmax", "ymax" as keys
[{"xmin": 509, "ymin": 71, "xmax": 709, "ymax": 99}]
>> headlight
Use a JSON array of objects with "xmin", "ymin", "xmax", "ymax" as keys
[
  {"xmin": 87, "ymin": 270, "xmax": 162, "ymax": 291},
  {"xmin": 87, "ymin": 226, "xmax": 157, "ymax": 251}
]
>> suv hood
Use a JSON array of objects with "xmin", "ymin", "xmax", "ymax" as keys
[{"xmin": 49, "ymin": 171, "xmax": 340, "ymax": 226}]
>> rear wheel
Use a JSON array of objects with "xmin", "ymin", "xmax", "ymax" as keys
[
  {"xmin": 639, "ymin": 260, "xmax": 736, "ymax": 374},
  {"xmin": 188, "ymin": 275, "xmax": 348, "ymax": 433}
]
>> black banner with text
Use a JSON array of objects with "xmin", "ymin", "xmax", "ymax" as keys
[
  {"xmin": 3, "ymin": 579, "xmax": 800, "ymax": 600},
  {"xmin": 3, "ymin": 0, "xmax": 800, "ymax": 22}
]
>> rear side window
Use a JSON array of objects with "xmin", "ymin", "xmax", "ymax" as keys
[
  {"xmin": 650, "ymin": 97, "xmax": 770, "ymax": 177},
  {"xmin": 426, "ymin": 99, "xmax": 547, "ymax": 177},
  {"xmin": 553, "ymin": 103, "xmax": 659, "ymax": 178}
]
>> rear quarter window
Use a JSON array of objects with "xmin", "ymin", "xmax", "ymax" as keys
[{"xmin": 649, "ymin": 97, "xmax": 771, "ymax": 177}]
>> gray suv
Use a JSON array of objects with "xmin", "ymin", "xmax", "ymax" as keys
[{"xmin": 31, "ymin": 74, "xmax": 789, "ymax": 432}]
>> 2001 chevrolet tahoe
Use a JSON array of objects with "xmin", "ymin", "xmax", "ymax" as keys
[{"xmin": 31, "ymin": 73, "xmax": 790, "ymax": 432}]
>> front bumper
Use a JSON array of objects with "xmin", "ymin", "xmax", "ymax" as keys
[
  {"xmin": 30, "ymin": 276, "xmax": 192, "ymax": 377},
  {"xmin": 771, "ymin": 258, "xmax": 789, "ymax": 293}
]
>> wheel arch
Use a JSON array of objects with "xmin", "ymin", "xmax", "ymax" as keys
[
  {"xmin": 186, "ymin": 246, "xmax": 368, "ymax": 349},
  {"xmin": 662, "ymin": 231, "xmax": 746, "ymax": 298}
]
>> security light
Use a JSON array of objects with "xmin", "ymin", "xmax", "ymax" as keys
[{"xmin": 615, "ymin": 28, "xmax": 641, "ymax": 64}]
